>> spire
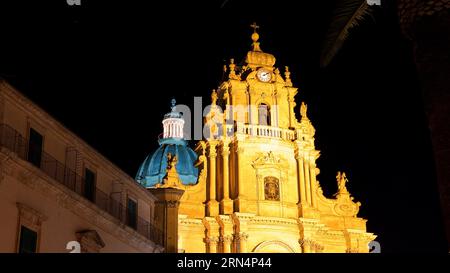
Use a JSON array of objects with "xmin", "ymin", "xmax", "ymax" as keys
[{"xmin": 250, "ymin": 22, "xmax": 262, "ymax": 52}]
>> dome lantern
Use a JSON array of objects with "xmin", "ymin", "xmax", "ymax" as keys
[
  {"xmin": 162, "ymin": 99, "xmax": 184, "ymax": 139},
  {"xmin": 135, "ymin": 99, "xmax": 198, "ymax": 188}
]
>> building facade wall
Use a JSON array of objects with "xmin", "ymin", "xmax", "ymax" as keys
[{"xmin": 0, "ymin": 80, "xmax": 162, "ymax": 253}]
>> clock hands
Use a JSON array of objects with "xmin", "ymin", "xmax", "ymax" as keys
[{"xmin": 257, "ymin": 69, "xmax": 271, "ymax": 82}]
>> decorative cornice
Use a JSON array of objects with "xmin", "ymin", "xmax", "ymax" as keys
[
  {"xmin": 16, "ymin": 202, "xmax": 48, "ymax": 228},
  {"xmin": 250, "ymin": 216, "xmax": 298, "ymax": 226},
  {"xmin": 179, "ymin": 216, "xmax": 204, "ymax": 226},
  {"xmin": 232, "ymin": 212, "xmax": 256, "ymax": 222}
]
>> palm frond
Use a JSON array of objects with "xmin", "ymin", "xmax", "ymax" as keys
[{"xmin": 320, "ymin": 0, "xmax": 372, "ymax": 67}]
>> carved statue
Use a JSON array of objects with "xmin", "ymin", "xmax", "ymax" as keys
[
  {"xmin": 336, "ymin": 171, "xmax": 349, "ymax": 194},
  {"xmin": 167, "ymin": 153, "xmax": 178, "ymax": 170},
  {"xmin": 300, "ymin": 102, "xmax": 308, "ymax": 118},
  {"xmin": 170, "ymin": 98, "xmax": 176, "ymax": 112},
  {"xmin": 211, "ymin": 89, "xmax": 218, "ymax": 106}
]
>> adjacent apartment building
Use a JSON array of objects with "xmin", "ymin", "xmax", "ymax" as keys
[{"xmin": 0, "ymin": 79, "xmax": 163, "ymax": 253}]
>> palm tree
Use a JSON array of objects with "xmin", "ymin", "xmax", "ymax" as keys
[{"xmin": 321, "ymin": 0, "xmax": 450, "ymax": 252}]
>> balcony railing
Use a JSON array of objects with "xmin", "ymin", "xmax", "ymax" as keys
[
  {"xmin": 232, "ymin": 124, "xmax": 296, "ymax": 141},
  {"xmin": 0, "ymin": 123, "xmax": 163, "ymax": 246}
]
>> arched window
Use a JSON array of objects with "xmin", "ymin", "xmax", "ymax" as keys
[{"xmin": 258, "ymin": 103, "xmax": 271, "ymax": 126}]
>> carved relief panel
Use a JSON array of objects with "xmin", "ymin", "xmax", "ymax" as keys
[{"xmin": 264, "ymin": 176, "xmax": 280, "ymax": 201}]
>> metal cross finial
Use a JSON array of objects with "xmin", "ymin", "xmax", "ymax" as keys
[{"xmin": 250, "ymin": 22, "xmax": 260, "ymax": 33}]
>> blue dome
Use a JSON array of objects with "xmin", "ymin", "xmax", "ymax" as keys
[{"xmin": 136, "ymin": 138, "xmax": 199, "ymax": 188}]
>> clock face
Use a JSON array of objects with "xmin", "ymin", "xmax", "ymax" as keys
[{"xmin": 257, "ymin": 69, "xmax": 272, "ymax": 82}]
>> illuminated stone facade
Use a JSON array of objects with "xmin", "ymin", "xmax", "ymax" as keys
[{"xmin": 156, "ymin": 25, "xmax": 376, "ymax": 253}]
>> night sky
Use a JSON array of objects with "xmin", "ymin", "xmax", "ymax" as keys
[{"xmin": 0, "ymin": 0, "xmax": 447, "ymax": 252}]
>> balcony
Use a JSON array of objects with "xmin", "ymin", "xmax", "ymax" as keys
[
  {"xmin": 0, "ymin": 123, "xmax": 163, "ymax": 245},
  {"xmin": 226, "ymin": 124, "xmax": 296, "ymax": 141}
]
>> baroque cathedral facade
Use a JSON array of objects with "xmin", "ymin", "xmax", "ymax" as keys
[{"xmin": 135, "ymin": 24, "xmax": 376, "ymax": 253}]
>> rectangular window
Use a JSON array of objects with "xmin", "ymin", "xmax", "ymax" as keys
[
  {"xmin": 84, "ymin": 168, "xmax": 96, "ymax": 202},
  {"xmin": 18, "ymin": 226, "xmax": 38, "ymax": 253},
  {"xmin": 27, "ymin": 128, "xmax": 43, "ymax": 168},
  {"xmin": 127, "ymin": 198, "xmax": 137, "ymax": 229}
]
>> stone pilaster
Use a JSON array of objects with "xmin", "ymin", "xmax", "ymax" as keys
[
  {"xmin": 220, "ymin": 139, "xmax": 233, "ymax": 214},
  {"xmin": 295, "ymin": 148, "xmax": 307, "ymax": 207},
  {"xmin": 206, "ymin": 141, "xmax": 219, "ymax": 216},
  {"xmin": 234, "ymin": 143, "xmax": 247, "ymax": 212}
]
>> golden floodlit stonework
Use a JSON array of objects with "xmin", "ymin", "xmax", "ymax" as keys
[{"xmin": 152, "ymin": 23, "xmax": 376, "ymax": 253}]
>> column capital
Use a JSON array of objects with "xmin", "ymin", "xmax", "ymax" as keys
[
  {"xmin": 207, "ymin": 141, "xmax": 218, "ymax": 157},
  {"xmin": 299, "ymin": 238, "xmax": 322, "ymax": 253},
  {"xmin": 223, "ymin": 235, "xmax": 233, "ymax": 243},
  {"xmin": 221, "ymin": 141, "xmax": 231, "ymax": 156},
  {"xmin": 204, "ymin": 236, "xmax": 219, "ymax": 244},
  {"xmin": 294, "ymin": 150, "xmax": 304, "ymax": 160},
  {"xmin": 234, "ymin": 232, "xmax": 249, "ymax": 242},
  {"xmin": 233, "ymin": 143, "xmax": 244, "ymax": 154}
]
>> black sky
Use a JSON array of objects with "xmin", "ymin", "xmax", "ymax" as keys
[{"xmin": 0, "ymin": 0, "xmax": 447, "ymax": 252}]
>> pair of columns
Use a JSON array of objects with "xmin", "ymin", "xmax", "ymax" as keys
[
  {"xmin": 206, "ymin": 140, "xmax": 233, "ymax": 216},
  {"xmin": 296, "ymin": 152, "xmax": 318, "ymax": 208}
]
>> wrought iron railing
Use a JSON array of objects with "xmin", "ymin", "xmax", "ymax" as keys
[{"xmin": 0, "ymin": 123, "xmax": 163, "ymax": 246}]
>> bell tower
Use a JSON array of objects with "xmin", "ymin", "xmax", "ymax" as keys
[
  {"xmin": 174, "ymin": 24, "xmax": 376, "ymax": 253},
  {"xmin": 201, "ymin": 23, "xmax": 320, "ymax": 219}
]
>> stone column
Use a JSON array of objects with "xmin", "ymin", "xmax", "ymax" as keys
[
  {"xmin": 309, "ymin": 159, "xmax": 318, "ymax": 208},
  {"xmin": 206, "ymin": 237, "xmax": 218, "ymax": 253},
  {"xmin": 295, "ymin": 150, "xmax": 307, "ymax": 206},
  {"xmin": 234, "ymin": 144, "xmax": 247, "ymax": 212},
  {"xmin": 207, "ymin": 141, "xmax": 219, "ymax": 216},
  {"xmin": 222, "ymin": 235, "xmax": 232, "ymax": 253},
  {"xmin": 220, "ymin": 140, "xmax": 233, "ymax": 214},
  {"xmin": 148, "ymin": 188, "xmax": 184, "ymax": 253},
  {"xmin": 304, "ymin": 159, "xmax": 312, "ymax": 206}
]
